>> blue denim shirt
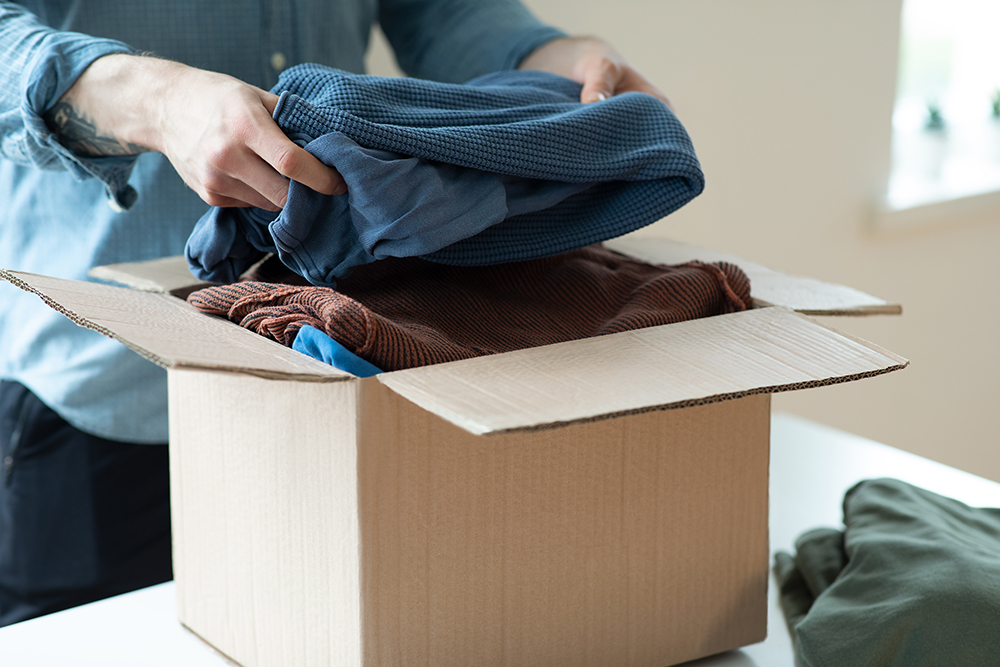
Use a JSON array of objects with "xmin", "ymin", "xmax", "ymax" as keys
[{"xmin": 0, "ymin": 0, "xmax": 562, "ymax": 442}]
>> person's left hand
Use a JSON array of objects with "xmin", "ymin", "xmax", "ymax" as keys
[{"xmin": 518, "ymin": 36, "xmax": 672, "ymax": 110}]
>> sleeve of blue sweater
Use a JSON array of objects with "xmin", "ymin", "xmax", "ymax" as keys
[{"xmin": 377, "ymin": 0, "xmax": 566, "ymax": 83}]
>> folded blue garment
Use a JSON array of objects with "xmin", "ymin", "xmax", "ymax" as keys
[
  {"xmin": 186, "ymin": 65, "xmax": 704, "ymax": 286},
  {"xmin": 291, "ymin": 325, "xmax": 383, "ymax": 377}
]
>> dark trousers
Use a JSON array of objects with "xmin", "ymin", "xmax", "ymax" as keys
[{"xmin": 0, "ymin": 381, "xmax": 172, "ymax": 626}]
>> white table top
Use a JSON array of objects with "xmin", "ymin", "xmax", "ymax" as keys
[{"xmin": 4, "ymin": 412, "xmax": 1000, "ymax": 667}]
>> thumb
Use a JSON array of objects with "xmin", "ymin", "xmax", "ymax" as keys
[
  {"xmin": 256, "ymin": 88, "xmax": 280, "ymax": 116},
  {"xmin": 580, "ymin": 59, "xmax": 617, "ymax": 104}
]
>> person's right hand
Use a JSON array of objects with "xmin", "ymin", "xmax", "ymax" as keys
[{"xmin": 44, "ymin": 53, "xmax": 344, "ymax": 211}]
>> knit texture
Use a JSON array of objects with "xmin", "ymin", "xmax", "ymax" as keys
[
  {"xmin": 187, "ymin": 245, "xmax": 751, "ymax": 371},
  {"xmin": 185, "ymin": 65, "xmax": 704, "ymax": 286}
]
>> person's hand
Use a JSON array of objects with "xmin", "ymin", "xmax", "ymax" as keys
[
  {"xmin": 518, "ymin": 36, "xmax": 672, "ymax": 110},
  {"xmin": 44, "ymin": 54, "xmax": 345, "ymax": 211}
]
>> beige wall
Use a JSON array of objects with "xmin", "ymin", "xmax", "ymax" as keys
[{"xmin": 370, "ymin": 0, "xmax": 1000, "ymax": 482}]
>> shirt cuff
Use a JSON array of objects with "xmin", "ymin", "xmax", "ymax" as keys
[{"xmin": 21, "ymin": 33, "xmax": 141, "ymax": 210}]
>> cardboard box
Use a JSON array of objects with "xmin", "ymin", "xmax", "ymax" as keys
[{"xmin": 0, "ymin": 239, "xmax": 906, "ymax": 667}]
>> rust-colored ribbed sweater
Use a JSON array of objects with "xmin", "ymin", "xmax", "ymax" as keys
[{"xmin": 188, "ymin": 245, "xmax": 751, "ymax": 371}]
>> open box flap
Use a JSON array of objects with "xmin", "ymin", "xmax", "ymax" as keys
[
  {"xmin": 1, "ymin": 269, "xmax": 349, "ymax": 382},
  {"xmin": 87, "ymin": 242, "xmax": 903, "ymax": 317},
  {"xmin": 88, "ymin": 255, "xmax": 211, "ymax": 299},
  {"xmin": 378, "ymin": 306, "xmax": 908, "ymax": 435},
  {"xmin": 606, "ymin": 237, "xmax": 902, "ymax": 316}
]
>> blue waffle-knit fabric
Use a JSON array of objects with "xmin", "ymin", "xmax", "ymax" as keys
[{"xmin": 186, "ymin": 64, "xmax": 704, "ymax": 286}]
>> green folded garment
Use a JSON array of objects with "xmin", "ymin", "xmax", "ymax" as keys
[{"xmin": 774, "ymin": 478, "xmax": 1000, "ymax": 667}]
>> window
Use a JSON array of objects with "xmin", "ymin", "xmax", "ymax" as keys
[{"xmin": 886, "ymin": 0, "xmax": 1000, "ymax": 213}]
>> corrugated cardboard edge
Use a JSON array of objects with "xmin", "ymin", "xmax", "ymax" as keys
[
  {"xmin": 378, "ymin": 307, "xmax": 909, "ymax": 436},
  {"xmin": 466, "ymin": 364, "xmax": 904, "ymax": 435},
  {"xmin": 606, "ymin": 237, "xmax": 903, "ymax": 316},
  {"xmin": 751, "ymin": 300, "xmax": 903, "ymax": 317},
  {"xmin": 0, "ymin": 268, "xmax": 348, "ymax": 383},
  {"xmin": 382, "ymin": 362, "xmax": 908, "ymax": 437},
  {"xmin": 1, "ymin": 268, "xmax": 164, "ymax": 364}
]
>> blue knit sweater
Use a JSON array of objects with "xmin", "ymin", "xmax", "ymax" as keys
[{"xmin": 186, "ymin": 64, "xmax": 704, "ymax": 286}]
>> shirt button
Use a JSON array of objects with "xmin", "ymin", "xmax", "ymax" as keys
[{"xmin": 270, "ymin": 52, "xmax": 288, "ymax": 72}]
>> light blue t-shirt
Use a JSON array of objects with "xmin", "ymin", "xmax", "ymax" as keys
[{"xmin": 0, "ymin": 0, "xmax": 562, "ymax": 442}]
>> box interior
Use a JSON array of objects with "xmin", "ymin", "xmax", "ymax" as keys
[{"xmin": 0, "ymin": 238, "xmax": 908, "ymax": 434}]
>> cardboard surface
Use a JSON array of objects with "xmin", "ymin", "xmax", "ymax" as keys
[
  {"xmin": 606, "ymin": 237, "xmax": 903, "ymax": 315},
  {"xmin": 170, "ymin": 369, "xmax": 770, "ymax": 667},
  {"xmin": 0, "ymin": 269, "xmax": 347, "ymax": 381},
  {"xmin": 88, "ymin": 255, "xmax": 210, "ymax": 297},
  {"xmin": 357, "ymin": 384, "xmax": 770, "ymax": 667},
  {"xmin": 379, "ymin": 307, "xmax": 907, "ymax": 434},
  {"xmin": 169, "ymin": 372, "xmax": 363, "ymax": 667}
]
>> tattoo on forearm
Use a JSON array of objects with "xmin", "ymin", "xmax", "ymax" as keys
[{"xmin": 44, "ymin": 101, "xmax": 149, "ymax": 157}]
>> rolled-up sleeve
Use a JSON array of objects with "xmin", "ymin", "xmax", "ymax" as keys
[
  {"xmin": 0, "ymin": 2, "xmax": 138, "ymax": 208},
  {"xmin": 378, "ymin": 0, "xmax": 565, "ymax": 83}
]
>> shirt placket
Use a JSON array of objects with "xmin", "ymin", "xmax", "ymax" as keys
[{"xmin": 260, "ymin": 0, "xmax": 297, "ymax": 90}]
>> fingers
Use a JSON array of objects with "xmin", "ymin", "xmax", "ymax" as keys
[
  {"xmin": 201, "ymin": 96, "xmax": 345, "ymax": 210},
  {"xmin": 201, "ymin": 154, "xmax": 289, "ymax": 211},
  {"xmin": 157, "ymin": 68, "xmax": 347, "ymax": 211},
  {"xmin": 579, "ymin": 56, "xmax": 674, "ymax": 111},
  {"xmin": 250, "ymin": 89, "xmax": 347, "ymax": 199},
  {"xmin": 258, "ymin": 90, "xmax": 280, "ymax": 116},
  {"xmin": 253, "ymin": 129, "xmax": 347, "ymax": 200},
  {"xmin": 614, "ymin": 68, "xmax": 675, "ymax": 111},
  {"xmin": 519, "ymin": 36, "xmax": 674, "ymax": 110},
  {"xmin": 580, "ymin": 56, "xmax": 619, "ymax": 104}
]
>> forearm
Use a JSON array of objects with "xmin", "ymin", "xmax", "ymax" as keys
[
  {"xmin": 44, "ymin": 51, "xmax": 345, "ymax": 210},
  {"xmin": 2, "ymin": 5, "xmax": 341, "ymax": 212},
  {"xmin": 42, "ymin": 53, "xmax": 181, "ymax": 158}
]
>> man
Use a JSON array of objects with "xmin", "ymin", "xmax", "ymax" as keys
[{"xmin": 0, "ymin": 0, "xmax": 669, "ymax": 626}]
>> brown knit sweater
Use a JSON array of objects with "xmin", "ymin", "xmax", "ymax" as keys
[{"xmin": 188, "ymin": 245, "xmax": 752, "ymax": 372}]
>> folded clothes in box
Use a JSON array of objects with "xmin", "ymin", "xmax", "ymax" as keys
[{"xmin": 187, "ymin": 245, "xmax": 752, "ymax": 373}]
